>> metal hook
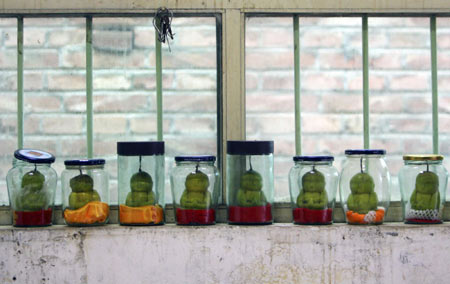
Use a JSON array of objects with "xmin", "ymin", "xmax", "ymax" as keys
[{"xmin": 153, "ymin": 7, "xmax": 175, "ymax": 52}]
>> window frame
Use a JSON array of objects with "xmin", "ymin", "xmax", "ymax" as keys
[{"xmin": 1, "ymin": 0, "xmax": 450, "ymax": 224}]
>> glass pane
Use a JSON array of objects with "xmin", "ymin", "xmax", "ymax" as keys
[
  {"xmin": 22, "ymin": 18, "xmax": 86, "ymax": 205},
  {"xmin": 369, "ymin": 17, "xmax": 432, "ymax": 201},
  {"xmin": 93, "ymin": 17, "xmax": 218, "ymax": 204},
  {"xmin": 437, "ymin": 17, "xmax": 450, "ymax": 200},
  {"xmin": 246, "ymin": 17, "xmax": 362, "ymax": 202},
  {"xmin": 0, "ymin": 18, "xmax": 17, "ymax": 205}
]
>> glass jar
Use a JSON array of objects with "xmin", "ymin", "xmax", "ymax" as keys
[
  {"xmin": 288, "ymin": 156, "xmax": 339, "ymax": 225},
  {"xmin": 339, "ymin": 149, "xmax": 390, "ymax": 225},
  {"xmin": 6, "ymin": 149, "xmax": 57, "ymax": 227},
  {"xmin": 117, "ymin": 141, "xmax": 165, "ymax": 226},
  {"xmin": 226, "ymin": 140, "xmax": 274, "ymax": 225},
  {"xmin": 399, "ymin": 155, "xmax": 448, "ymax": 224},
  {"xmin": 61, "ymin": 159, "xmax": 109, "ymax": 226},
  {"xmin": 170, "ymin": 155, "xmax": 220, "ymax": 225}
]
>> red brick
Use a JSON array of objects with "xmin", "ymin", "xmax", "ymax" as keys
[
  {"xmin": 370, "ymin": 53, "xmax": 402, "ymax": 70},
  {"xmin": 246, "ymin": 51, "xmax": 294, "ymax": 70},
  {"xmin": 403, "ymin": 137, "xmax": 433, "ymax": 153},
  {"xmin": 370, "ymin": 138, "xmax": 403, "ymax": 154},
  {"xmin": 24, "ymin": 50, "xmax": 59, "ymax": 69},
  {"xmin": 23, "ymin": 28, "xmax": 47, "ymax": 47},
  {"xmin": 176, "ymin": 73, "xmax": 216, "ymax": 90},
  {"xmin": 318, "ymin": 52, "xmax": 361, "ymax": 70},
  {"xmin": 61, "ymin": 50, "xmax": 85, "ymax": 68},
  {"xmin": 0, "ymin": 94, "xmax": 17, "ymax": 112},
  {"xmin": 316, "ymin": 136, "xmax": 363, "ymax": 154},
  {"xmin": 23, "ymin": 116, "xmax": 40, "ymax": 134},
  {"xmin": 94, "ymin": 75, "xmax": 131, "ymax": 90},
  {"xmin": 404, "ymin": 53, "xmax": 431, "ymax": 70},
  {"xmin": 440, "ymin": 97, "xmax": 450, "ymax": 113},
  {"xmin": 404, "ymin": 96, "xmax": 432, "ymax": 113},
  {"xmin": 438, "ymin": 76, "xmax": 450, "ymax": 91},
  {"xmin": 129, "ymin": 116, "xmax": 170, "ymax": 134},
  {"xmin": 93, "ymin": 50, "xmax": 149, "ymax": 69},
  {"xmin": 260, "ymin": 28, "xmax": 293, "ymax": 47},
  {"xmin": 165, "ymin": 137, "xmax": 217, "ymax": 156},
  {"xmin": 93, "ymin": 140, "xmax": 116, "ymax": 157},
  {"xmin": 322, "ymin": 95, "xmax": 362, "ymax": 113},
  {"xmin": 93, "ymin": 30, "xmax": 133, "ymax": 53},
  {"xmin": 94, "ymin": 115, "xmax": 127, "ymax": 134},
  {"xmin": 3, "ymin": 29, "xmax": 17, "ymax": 47},
  {"xmin": 176, "ymin": 28, "xmax": 216, "ymax": 47},
  {"xmin": 389, "ymin": 32, "xmax": 429, "ymax": 48},
  {"xmin": 93, "ymin": 95, "xmax": 149, "ymax": 113},
  {"xmin": 48, "ymin": 74, "xmax": 86, "ymax": 91},
  {"xmin": 64, "ymin": 96, "xmax": 86, "ymax": 113},
  {"xmin": 370, "ymin": 96, "xmax": 403, "ymax": 113},
  {"xmin": 48, "ymin": 28, "xmax": 85, "ymax": 47},
  {"xmin": 0, "ymin": 116, "xmax": 17, "ymax": 135},
  {"xmin": 0, "ymin": 50, "xmax": 17, "ymax": 69},
  {"xmin": 436, "ymin": 52, "xmax": 450, "ymax": 69},
  {"xmin": 303, "ymin": 74, "xmax": 344, "ymax": 91},
  {"xmin": 132, "ymin": 74, "xmax": 174, "ymax": 90},
  {"xmin": 251, "ymin": 115, "xmax": 295, "ymax": 135},
  {"xmin": 262, "ymin": 73, "xmax": 294, "ymax": 90},
  {"xmin": 440, "ymin": 115, "xmax": 450, "ymax": 134},
  {"xmin": 302, "ymin": 30, "xmax": 343, "ymax": 48},
  {"xmin": 0, "ymin": 138, "xmax": 16, "ymax": 155},
  {"xmin": 272, "ymin": 138, "xmax": 295, "ymax": 156},
  {"xmin": 246, "ymin": 29, "xmax": 261, "ymax": 47},
  {"xmin": 159, "ymin": 51, "xmax": 216, "ymax": 69},
  {"xmin": 172, "ymin": 117, "xmax": 216, "ymax": 134},
  {"xmin": 302, "ymin": 114, "xmax": 341, "ymax": 133},
  {"xmin": 348, "ymin": 75, "xmax": 385, "ymax": 91},
  {"xmin": 245, "ymin": 73, "xmax": 258, "ymax": 90},
  {"xmin": 342, "ymin": 116, "xmax": 363, "ymax": 134},
  {"xmin": 164, "ymin": 94, "xmax": 216, "ymax": 113},
  {"xmin": 134, "ymin": 27, "xmax": 155, "ymax": 48},
  {"xmin": 389, "ymin": 118, "xmax": 431, "ymax": 133},
  {"xmin": 23, "ymin": 138, "xmax": 57, "ymax": 155},
  {"xmin": 390, "ymin": 74, "xmax": 429, "ymax": 91},
  {"xmin": 41, "ymin": 115, "xmax": 83, "ymax": 134},
  {"xmin": 25, "ymin": 96, "xmax": 61, "ymax": 113},
  {"xmin": 437, "ymin": 33, "xmax": 450, "ymax": 49},
  {"xmin": 246, "ymin": 94, "xmax": 319, "ymax": 113},
  {"xmin": 274, "ymin": 158, "xmax": 293, "ymax": 177},
  {"xmin": 59, "ymin": 138, "xmax": 87, "ymax": 156}
]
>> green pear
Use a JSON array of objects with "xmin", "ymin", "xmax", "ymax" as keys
[
  {"xmin": 347, "ymin": 172, "xmax": 378, "ymax": 214},
  {"xmin": 296, "ymin": 170, "xmax": 328, "ymax": 210}
]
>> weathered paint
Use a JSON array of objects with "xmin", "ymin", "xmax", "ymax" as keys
[{"xmin": 1, "ymin": 224, "xmax": 450, "ymax": 284}]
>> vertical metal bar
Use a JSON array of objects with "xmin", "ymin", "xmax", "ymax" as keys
[
  {"xmin": 431, "ymin": 16, "xmax": 439, "ymax": 154},
  {"xmin": 215, "ymin": 14, "xmax": 224, "ymax": 202},
  {"xmin": 362, "ymin": 15, "xmax": 370, "ymax": 149},
  {"xmin": 155, "ymin": 22, "xmax": 163, "ymax": 141},
  {"xmin": 17, "ymin": 17, "xmax": 24, "ymax": 149},
  {"xmin": 293, "ymin": 15, "xmax": 301, "ymax": 156},
  {"xmin": 86, "ymin": 16, "xmax": 93, "ymax": 158}
]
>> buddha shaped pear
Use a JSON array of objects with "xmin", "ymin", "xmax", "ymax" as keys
[
  {"xmin": 180, "ymin": 169, "xmax": 211, "ymax": 209},
  {"xmin": 70, "ymin": 174, "xmax": 94, "ymax": 193},
  {"xmin": 16, "ymin": 169, "xmax": 48, "ymax": 211},
  {"xmin": 236, "ymin": 169, "xmax": 267, "ymax": 207},
  {"xmin": 125, "ymin": 170, "xmax": 155, "ymax": 207},
  {"xmin": 410, "ymin": 171, "xmax": 440, "ymax": 210},
  {"xmin": 68, "ymin": 173, "xmax": 101, "ymax": 210},
  {"xmin": 347, "ymin": 172, "xmax": 378, "ymax": 214},
  {"xmin": 296, "ymin": 169, "xmax": 328, "ymax": 210}
]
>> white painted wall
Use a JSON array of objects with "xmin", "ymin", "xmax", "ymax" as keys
[{"xmin": 1, "ymin": 224, "xmax": 450, "ymax": 284}]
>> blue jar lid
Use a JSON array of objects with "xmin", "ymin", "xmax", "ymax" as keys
[
  {"xmin": 14, "ymin": 149, "xmax": 55, "ymax": 164},
  {"xmin": 175, "ymin": 155, "xmax": 216, "ymax": 162},
  {"xmin": 227, "ymin": 140, "xmax": 274, "ymax": 155},
  {"xmin": 345, "ymin": 149, "xmax": 386, "ymax": 155},
  {"xmin": 293, "ymin": 156, "xmax": 334, "ymax": 162},
  {"xmin": 117, "ymin": 141, "xmax": 164, "ymax": 156},
  {"xmin": 64, "ymin": 159, "xmax": 105, "ymax": 166}
]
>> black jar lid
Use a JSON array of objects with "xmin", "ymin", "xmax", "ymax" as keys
[
  {"xmin": 227, "ymin": 140, "xmax": 274, "ymax": 155},
  {"xmin": 345, "ymin": 149, "xmax": 386, "ymax": 155},
  {"xmin": 14, "ymin": 149, "xmax": 55, "ymax": 164},
  {"xmin": 64, "ymin": 159, "xmax": 105, "ymax": 166},
  {"xmin": 117, "ymin": 141, "xmax": 165, "ymax": 156},
  {"xmin": 293, "ymin": 156, "xmax": 334, "ymax": 162},
  {"xmin": 175, "ymin": 155, "xmax": 216, "ymax": 162}
]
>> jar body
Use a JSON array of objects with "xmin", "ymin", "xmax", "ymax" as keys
[
  {"xmin": 118, "ymin": 154, "xmax": 165, "ymax": 225},
  {"xmin": 339, "ymin": 152, "xmax": 390, "ymax": 225},
  {"xmin": 170, "ymin": 160, "xmax": 219, "ymax": 225},
  {"xmin": 289, "ymin": 160, "xmax": 339, "ymax": 225},
  {"xmin": 399, "ymin": 159, "xmax": 448, "ymax": 224},
  {"xmin": 6, "ymin": 160, "xmax": 57, "ymax": 227},
  {"xmin": 226, "ymin": 150, "xmax": 274, "ymax": 225},
  {"xmin": 62, "ymin": 164, "xmax": 109, "ymax": 226}
]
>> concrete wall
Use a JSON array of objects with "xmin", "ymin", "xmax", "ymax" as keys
[{"xmin": 1, "ymin": 224, "xmax": 450, "ymax": 284}]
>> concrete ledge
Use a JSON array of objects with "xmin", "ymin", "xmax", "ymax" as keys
[{"xmin": 1, "ymin": 223, "xmax": 450, "ymax": 283}]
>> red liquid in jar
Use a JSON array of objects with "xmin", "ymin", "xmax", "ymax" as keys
[
  {"xmin": 13, "ymin": 208, "xmax": 52, "ymax": 226},
  {"xmin": 293, "ymin": 208, "xmax": 333, "ymax": 225},
  {"xmin": 228, "ymin": 204, "xmax": 272, "ymax": 224},
  {"xmin": 176, "ymin": 208, "xmax": 215, "ymax": 225}
]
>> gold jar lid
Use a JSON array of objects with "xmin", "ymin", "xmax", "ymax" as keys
[{"xmin": 403, "ymin": 154, "xmax": 444, "ymax": 161}]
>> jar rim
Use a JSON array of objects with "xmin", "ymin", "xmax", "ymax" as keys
[
  {"xmin": 64, "ymin": 159, "xmax": 105, "ymax": 166},
  {"xmin": 345, "ymin": 149, "xmax": 386, "ymax": 155},
  {"xmin": 227, "ymin": 140, "xmax": 273, "ymax": 155},
  {"xmin": 403, "ymin": 154, "xmax": 443, "ymax": 161},
  {"xmin": 293, "ymin": 156, "xmax": 334, "ymax": 162},
  {"xmin": 175, "ymin": 155, "xmax": 216, "ymax": 162},
  {"xmin": 14, "ymin": 149, "xmax": 55, "ymax": 164}
]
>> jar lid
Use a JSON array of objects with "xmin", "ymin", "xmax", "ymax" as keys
[
  {"xmin": 14, "ymin": 149, "xmax": 55, "ymax": 164},
  {"xmin": 345, "ymin": 149, "xmax": 386, "ymax": 155},
  {"xmin": 175, "ymin": 155, "xmax": 216, "ymax": 162},
  {"xmin": 227, "ymin": 140, "xmax": 274, "ymax": 155},
  {"xmin": 293, "ymin": 156, "xmax": 334, "ymax": 162},
  {"xmin": 64, "ymin": 159, "xmax": 105, "ymax": 166},
  {"xmin": 403, "ymin": 154, "xmax": 444, "ymax": 161},
  {"xmin": 117, "ymin": 141, "xmax": 164, "ymax": 156}
]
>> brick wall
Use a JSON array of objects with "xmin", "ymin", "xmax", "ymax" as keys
[{"xmin": 0, "ymin": 16, "xmax": 449, "ymax": 205}]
